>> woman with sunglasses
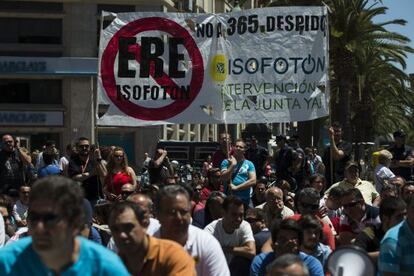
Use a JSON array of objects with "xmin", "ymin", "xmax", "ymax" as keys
[{"xmin": 103, "ymin": 147, "xmax": 137, "ymax": 201}]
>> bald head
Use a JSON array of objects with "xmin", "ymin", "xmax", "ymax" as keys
[
  {"xmin": 127, "ymin": 193, "xmax": 153, "ymax": 210},
  {"xmin": 265, "ymin": 187, "xmax": 285, "ymax": 212}
]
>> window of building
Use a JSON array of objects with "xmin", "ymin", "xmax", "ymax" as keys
[
  {"xmin": 0, "ymin": 79, "xmax": 62, "ymax": 104},
  {"xmin": 0, "ymin": 1, "xmax": 63, "ymax": 13},
  {"xmin": 0, "ymin": 18, "xmax": 62, "ymax": 44}
]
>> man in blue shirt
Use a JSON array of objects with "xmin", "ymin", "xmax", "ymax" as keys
[
  {"xmin": 250, "ymin": 219, "xmax": 323, "ymax": 276},
  {"xmin": 221, "ymin": 139, "xmax": 256, "ymax": 206},
  {"xmin": 379, "ymin": 197, "xmax": 414, "ymax": 275},
  {"xmin": 0, "ymin": 176, "xmax": 129, "ymax": 275}
]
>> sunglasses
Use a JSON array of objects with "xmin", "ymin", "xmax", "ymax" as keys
[
  {"xmin": 343, "ymin": 201, "xmax": 361, "ymax": 209},
  {"xmin": 28, "ymin": 211, "xmax": 62, "ymax": 227},
  {"xmin": 114, "ymin": 155, "xmax": 124, "ymax": 159},
  {"xmin": 78, "ymin": 145, "xmax": 90, "ymax": 149}
]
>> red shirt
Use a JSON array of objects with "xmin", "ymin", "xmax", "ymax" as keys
[{"xmin": 105, "ymin": 171, "xmax": 133, "ymax": 195}]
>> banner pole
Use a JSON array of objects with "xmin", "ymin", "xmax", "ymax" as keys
[{"xmin": 225, "ymin": 123, "xmax": 230, "ymax": 158}]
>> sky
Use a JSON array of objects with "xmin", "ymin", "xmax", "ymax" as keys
[{"xmin": 374, "ymin": 0, "xmax": 414, "ymax": 74}]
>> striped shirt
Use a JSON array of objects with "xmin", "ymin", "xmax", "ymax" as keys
[{"xmin": 379, "ymin": 220, "xmax": 414, "ymax": 275}]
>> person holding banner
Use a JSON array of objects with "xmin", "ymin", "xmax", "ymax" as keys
[{"xmin": 220, "ymin": 139, "xmax": 256, "ymax": 208}]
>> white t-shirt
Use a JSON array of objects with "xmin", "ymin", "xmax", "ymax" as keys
[
  {"xmin": 107, "ymin": 217, "xmax": 160, "ymax": 252},
  {"xmin": 204, "ymin": 219, "xmax": 255, "ymax": 263},
  {"xmin": 12, "ymin": 200, "xmax": 28, "ymax": 222},
  {"xmin": 154, "ymin": 225, "xmax": 230, "ymax": 276},
  {"xmin": 374, "ymin": 164, "xmax": 395, "ymax": 193}
]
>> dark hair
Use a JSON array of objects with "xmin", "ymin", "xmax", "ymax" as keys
[
  {"xmin": 379, "ymin": 197, "xmax": 407, "ymax": 221},
  {"xmin": 342, "ymin": 188, "xmax": 364, "ymax": 202},
  {"xmin": 45, "ymin": 140, "xmax": 56, "ymax": 147},
  {"xmin": 267, "ymin": 254, "xmax": 309, "ymax": 276},
  {"xmin": 222, "ymin": 195, "xmax": 244, "ymax": 211},
  {"xmin": 246, "ymin": 208, "xmax": 265, "ymax": 221},
  {"xmin": 29, "ymin": 176, "xmax": 85, "ymax": 229},
  {"xmin": 109, "ymin": 201, "xmax": 146, "ymax": 225},
  {"xmin": 43, "ymin": 152, "xmax": 55, "ymax": 165},
  {"xmin": 65, "ymin": 144, "xmax": 72, "ymax": 151},
  {"xmin": 204, "ymin": 191, "xmax": 226, "ymax": 225},
  {"xmin": 77, "ymin": 137, "xmax": 89, "ymax": 143},
  {"xmin": 156, "ymin": 185, "xmax": 190, "ymax": 214},
  {"xmin": 332, "ymin": 122, "xmax": 342, "ymax": 129},
  {"xmin": 298, "ymin": 215, "xmax": 323, "ymax": 242},
  {"xmin": 0, "ymin": 194, "xmax": 13, "ymax": 214},
  {"xmin": 296, "ymin": 187, "xmax": 320, "ymax": 204},
  {"xmin": 271, "ymin": 218, "xmax": 301, "ymax": 242},
  {"xmin": 327, "ymin": 186, "xmax": 346, "ymax": 198}
]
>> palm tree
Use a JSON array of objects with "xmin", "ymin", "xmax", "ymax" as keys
[{"xmin": 265, "ymin": 0, "xmax": 413, "ymax": 143}]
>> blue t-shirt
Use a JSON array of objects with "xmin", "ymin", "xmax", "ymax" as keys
[
  {"xmin": 379, "ymin": 220, "xmax": 414, "ymax": 275},
  {"xmin": 38, "ymin": 164, "xmax": 62, "ymax": 178},
  {"xmin": 221, "ymin": 159, "xmax": 255, "ymax": 202},
  {"xmin": 0, "ymin": 237, "xmax": 129, "ymax": 275},
  {"xmin": 250, "ymin": 251, "xmax": 324, "ymax": 276}
]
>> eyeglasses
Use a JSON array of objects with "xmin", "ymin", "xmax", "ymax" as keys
[
  {"xmin": 343, "ymin": 201, "xmax": 361, "ymax": 209},
  {"xmin": 28, "ymin": 211, "xmax": 62, "ymax": 227},
  {"xmin": 301, "ymin": 202, "xmax": 320, "ymax": 210}
]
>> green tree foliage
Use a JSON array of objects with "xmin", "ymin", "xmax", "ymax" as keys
[{"xmin": 259, "ymin": 0, "xmax": 414, "ymax": 142}]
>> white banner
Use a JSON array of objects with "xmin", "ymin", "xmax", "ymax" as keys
[{"xmin": 97, "ymin": 7, "xmax": 329, "ymax": 126}]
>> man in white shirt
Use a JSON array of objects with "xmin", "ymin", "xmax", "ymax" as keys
[
  {"xmin": 12, "ymin": 185, "xmax": 30, "ymax": 228},
  {"xmin": 155, "ymin": 185, "xmax": 230, "ymax": 276},
  {"xmin": 204, "ymin": 195, "xmax": 256, "ymax": 263}
]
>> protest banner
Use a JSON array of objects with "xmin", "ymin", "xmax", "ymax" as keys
[{"xmin": 97, "ymin": 7, "xmax": 329, "ymax": 126}]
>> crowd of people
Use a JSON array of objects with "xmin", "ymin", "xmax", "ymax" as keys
[{"xmin": 0, "ymin": 122, "xmax": 413, "ymax": 275}]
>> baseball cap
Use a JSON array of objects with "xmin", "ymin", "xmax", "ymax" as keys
[{"xmin": 393, "ymin": 130, "xmax": 406, "ymax": 138}]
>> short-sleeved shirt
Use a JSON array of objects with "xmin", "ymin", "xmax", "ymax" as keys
[
  {"xmin": 250, "ymin": 251, "xmax": 324, "ymax": 276},
  {"xmin": 137, "ymin": 236, "xmax": 196, "ymax": 276},
  {"xmin": 154, "ymin": 225, "xmax": 230, "ymax": 276},
  {"xmin": 325, "ymin": 178, "xmax": 379, "ymax": 205},
  {"xmin": 221, "ymin": 159, "xmax": 255, "ymax": 203},
  {"xmin": 68, "ymin": 155, "xmax": 101, "ymax": 202},
  {"xmin": 374, "ymin": 164, "xmax": 395, "ymax": 193},
  {"xmin": 323, "ymin": 140, "xmax": 353, "ymax": 184},
  {"xmin": 379, "ymin": 220, "xmax": 414, "ymax": 275},
  {"xmin": 204, "ymin": 218, "xmax": 255, "ymax": 263},
  {"xmin": 0, "ymin": 236, "xmax": 129, "ymax": 275},
  {"xmin": 388, "ymin": 144, "xmax": 413, "ymax": 181},
  {"xmin": 354, "ymin": 224, "xmax": 384, "ymax": 252}
]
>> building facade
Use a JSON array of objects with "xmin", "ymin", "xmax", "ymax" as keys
[{"xmin": 0, "ymin": 0, "xmax": 258, "ymax": 167}]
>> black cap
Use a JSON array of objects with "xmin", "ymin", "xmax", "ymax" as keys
[
  {"xmin": 345, "ymin": 161, "xmax": 359, "ymax": 171},
  {"xmin": 393, "ymin": 130, "xmax": 406, "ymax": 138}
]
